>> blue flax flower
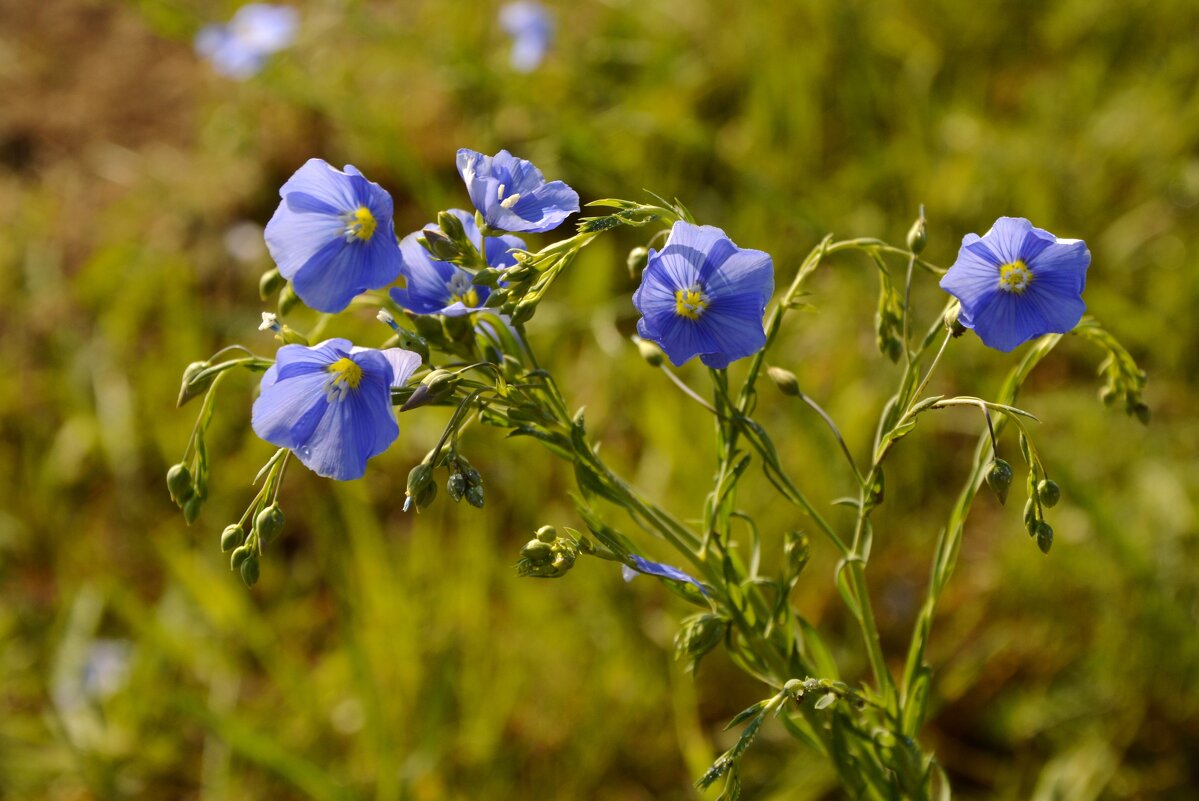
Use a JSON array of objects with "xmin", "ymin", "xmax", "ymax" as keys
[
  {"xmin": 265, "ymin": 159, "xmax": 402, "ymax": 313},
  {"xmin": 456, "ymin": 149, "xmax": 579, "ymax": 234},
  {"xmin": 252, "ymin": 339, "xmax": 421, "ymax": 481},
  {"xmin": 390, "ymin": 209, "xmax": 526, "ymax": 316},
  {"xmin": 500, "ymin": 1, "xmax": 553, "ymax": 73},
  {"xmin": 195, "ymin": 4, "xmax": 298, "ymax": 80},
  {"xmin": 633, "ymin": 221, "xmax": 774, "ymax": 368},
  {"xmin": 622, "ymin": 556, "xmax": 708, "ymax": 595},
  {"xmin": 940, "ymin": 217, "xmax": 1090, "ymax": 352}
]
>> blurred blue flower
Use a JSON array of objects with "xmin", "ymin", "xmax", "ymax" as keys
[
  {"xmin": 252, "ymin": 339, "xmax": 421, "ymax": 480},
  {"xmin": 391, "ymin": 209, "xmax": 526, "ymax": 316},
  {"xmin": 622, "ymin": 555, "xmax": 708, "ymax": 595},
  {"xmin": 940, "ymin": 217, "xmax": 1090, "ymax": 352},
  {"xmin": 265, "ymin": 159, "xmax": 402, "ymax": 313},
  {"xmin": 500, "ymin": 1, "xmax": 553, "ymax": 73},
  {"xmin": 195, "ymin": 4, "xmax": 298, "ymax": 79},
  {"xmin": 456, "ymin": 148, "xmax": 579, "ymax": 234},
  {"xmin": 633, "ymin": 221, "xmax": 774, "ymax": 368}
]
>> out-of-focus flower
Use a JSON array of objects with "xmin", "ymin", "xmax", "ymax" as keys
[
  {"xmin": 456, "ymin": 148, "xmax": 579, "ymax": 234},
  {"xmin": 264, "ymin": 159, "xmax": 402, "ymax": 313},
  {"xmin": 195, "ymin": 4, "xmax": 298, "ymax": 79},
  {"xmin": 633, "ymin": 221, "xmax": 774, "ymax": 368},
  {"xmin": 391, "ymin": 209, "xmax": 525, "ymax": 316},
  {"xmin": 224, "ymin": 220, "xmax": 267, "ymax": 264},
  {"xmin": 252, "ymin": 339, "xmax": 420, "ymax": 480},
  {"xmin": 940, "ymin": 216, "xmax": 1089, "ymax": 352},
  {"xmin": 499, "ymin": 1, "xmax": 553, "ymax": 73},
  {"xmin": 622, "ymin": 555, "xmax": 707, "ymax": 595}
]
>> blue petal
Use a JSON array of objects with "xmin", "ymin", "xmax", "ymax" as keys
[
  {"xmin": 1027, "ymin": 238, "xmax": 1090, "ymax": 292},
  {"xmin": 252, "ymin": 366, "xmax": 330, "ymax": 449},
  {"xmin": 627, "ymin": 555, "xmax": 707, "ymax": 595},
  {"xmin": 229, "ymin": 4, "xmax": 298, "ymax": 53},
  {"xmin": 977, "ymin": 217, "xmax": 1035, "ymax": 264},
  {"xmin": 352, "ymin": 346, "xmax": 422, "ymax": 388},
  {"xmin": 696, "ymin": 291, "xmax": 770, "ymax": 367},
  {"xmin": 485, "ymin": 234, "xmax": 526, "ymax": 269},
  {"xmin": 941, "ymin": 239, "xmax": 1002, "ymax": 308}
]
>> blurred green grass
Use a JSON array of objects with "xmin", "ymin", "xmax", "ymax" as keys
[{"xmin": 0, "ymin": 0, "xmax": 1195, "ymax": 798}]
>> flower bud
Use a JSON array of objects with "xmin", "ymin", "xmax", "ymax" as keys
[
  {"xmin": 943, "ymin": 303, "xmax": 966, "ymax": 337},
  {"xmin": 1023, "ymin": 498, "xmax": 1037, "ymax": 534},
  {"xmin": 240, "ymin": 555, "xmax": 260, "ymax": 587},
  {"xmin": 767, "ymin": 366, "xmax": 801, "ymax": 397},
  {"xmin": 633, "ymin": 336, "xmax": 665, "ymax": 367},
  {"xmin": 278, "ymin": 283, "xmax": 300, "ymax": 316},
  {"xmin": 520, "ymin": 539, "xmax": 553, "ymax": 563},
  {"xmin": 420, "ymin": 229, "xmax": 460, "ymax": 262},
  {"xmin": 259, "ymin": 267, "xmax": 285, "ymax": 299},
  {"xmin": 784, "ymin": 530, "xmax": 810, "ymax": 582},
  {"xmin": 230, "ymin": 544, "xmax": 253, "ymax": 570},
  {"xmin": 626, "ymin": 246, "xmax": 649, "ymax": 278},
  {"xmin": 220, "ymin": 524, "xmax": 244, "ymax": 552},
  {"xmin": 177, "ymin": 361, "xmax": 212, "ymax": 407},
  {"xmin": 277, "ymin": 326, "xmax": 309, "ymax": 346},
  {"xmin": 166, "ymin": 463, "xmax": 193, "ymax": 504},
  {"xmin": 436, "ymin": 210, "xmax": 468, "ymax": 248},
  {"xmin": 472, "ymin": 267, "xmax": 503, "ymax": 287},
  {"xmin": 465, "ymin": 483, "xmax": 484, "ymax": 509},
  {"xmin": 906, "ymin": 213, "xmax": 927, "ymax": 255},
  {"xmin": 1132, "ymin": 402, "xmax": 1150, "ymax": 425},
  {"xmin": 511, "ymin": 298, "xmax": 537, "ymax": 325},
  {"xmin": 1035, "ymin": 521, "xmax": 1054, "ymax": 554},
  {"xmin": 535, "ymin": 525, "xmax": 557, "ymax": 543},
  {"xmin": 986, "ymin": 459, "xmax": 1013, "ymax": 505},
  {"xmin": 673, "ymin": 612, "xmax": 727, "ymax": 673},
  {"xmin": 446, "ymin": 471, "xmax": 466, "ymax": 502},
  {"xmin": 405, "ymin": 463, "xmax": 437, "ymax": 512},
  {"xmin": 183, "ymin": 496, "xmax": 202, "ymax": 525},
  {"xmin": 255, "ymin": 504, "xmax": 285, "ymax": 544},
  {"xmin": 1037, "ymin": 479, "xmax": 1061, "ymax": 508}
]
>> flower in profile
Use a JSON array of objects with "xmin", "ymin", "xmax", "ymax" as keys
[
  {"xmin": 265, "ymin": 159, "xmax": 402, "ymax": 313},
  {"xmin": 632, "ymin": 221, "xmax": 774, "ymax": 368},
  {"xmin": 456, "ymin": 148, "xmax": 579, "ymax": 234},
  {"xmin": 251, "ymin": 339, "xmax": 421, "ymax": 480},
  {"xmin": 499, "ymin": 1, "xmax": 553, "ymax": 73},
  {"xmin": 390, "ymin": 209, "xmax": 526, "ymax": 316},
  {"xmin": 195, "ymin": 4, "xmax": 298, "ymax": 80},
  {"xmin": 622, "ymin": 555, "xmax": 708, "ymax": 595},
  {"xmin": 940, "ymin": 217, "xmax": 1090, "ymax": 352}
]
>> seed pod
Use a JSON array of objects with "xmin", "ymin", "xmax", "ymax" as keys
[
  {"xmin": 167, "ymin": 464, "xmax": 193, "ymax": 504},
  {"xmin": 986, "ymin": 459, "xmax": 1014, "ymax": 505},
  {"xmin": 446, "ymin": 472, "xmax": 466, "ymax": 502},
  {"xmin": 1035, "ymin": 522, "xmax": 1054, "ymax": 554},
  {"xmin": 1037, "ymin": 479, "xmax": 1061, "ymax": 508},
  {"xmin": 535, "ymin": 525, "xmax": 557, "ymax": 544},
  {"xmin": 465, "ymin": 483, "xmax": 484, "ymax": 509},
  {"xmin": 240, "ymin": 555, "xmax": 260, "ymax": 587},
  {"xmin": 255, "ymin": 504, "xmax": 285, "ymax": 544},
  {"xmin": 220, "ymin": 524, "xmax": 244, "ymax": 552}
]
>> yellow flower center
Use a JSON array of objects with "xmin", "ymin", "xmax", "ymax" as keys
[
  {"xmin": 344, "ymin": 206, "xmax": 377, "ymax": 242},
  {"xmin": 446, "ymin": 272, "xmax": 480, "ymax": 308},
  {"xmin": 327, "ymin": 357, "xmax": 363, "ymax": 389},
  {"xmin": 998, "ymin": 260, "xmax": 1033, "ymax": 294},
  {"xmin": 675, "ymin": 286, "xmax": 709, "ymax": 320}
]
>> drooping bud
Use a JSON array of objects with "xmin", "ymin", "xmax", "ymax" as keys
[
  {"xmin": 673, "ymin": 612, "xmax": 728, "ymax": 673},
  {"xmin": 1035, "ymin": 521, "xmax": 1054, "ymax": 554},
  {"xmin": 633, "ymin": 336, "xmax": 665, "ymax": 367},
  {"xmin": 166, "ymin": 463, "xmax": 193, "ymax": 504},
  {"xmin": 177, "ymin": 361, "xmax": 212, "ymax": 407},
  {"xmin": 220, "ymin": 524, "xmax": 244, "ymax": 552},
  {"xmin": 446, "ymin": 471, "xmax": 466, "ymax": 502},
  {"xmin": 255, "ymin": 504, "xmax": 285, "ymax": 545},
  {"xmin": 405, "ymin": 463, "xmax": 437, "ymax": 512},
  {"xmin": 230, "ymin": 544, "xmax": 252, "ymax": 570},
  {"xmin": 783, "ymin": 530, "xmax": 810, "ymax": 583},
  {"xmin": 1132, "ymin": 402, "xmax": 1150, "ymax": 425},
  {"xmin": 767, "ymin": 366, "xmax": 801, "ymax": 397},
  {"xmin": 986, "ymin": 459, "xmax": 1014, "ymax": 505},
  {"xmin": 626, "ymin": 246, "xmax": 649, "ymax": 278},
  {"xmin": 1037, "ymin": 479, "xmax": 1061, "ymax": 508},
  {"xmin": 1023, "ymin": 498, "xmax": 1037, "ymax": 534},
  {"xmin": 240, "ymin": 555, "xmax": 260, "ymax": 587},
  {"xmin": 259, "ymin": 267, "xmax": 285, "ymax": 299},
  {"xmin": 943, "ymin": 302, "xmax": 966, "ymax": 337},
  {"xmin": 464, "ymin": 483, "xmax": 484, "ymax": 508},
  {"xmin": 278, "ymin": 283, "xmax": 300, "ymax": 316},
  {"xmin": 183, "ymin": 496, "xmax": 202, "ymax": 525}
]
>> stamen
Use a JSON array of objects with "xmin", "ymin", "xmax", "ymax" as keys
[
  {"xmin": 675, "ymin": 285, "xmax": 710, "ymax": 320},
  {"xmin": 998, "ymin": 260, "xmax": 1033, "ymax": 294},
  {"xmin": 342, "ymin": 206, "xmax": 377, "ymax": 242},
  {"xmin": 446, "ymin": 271, "xmax": 481, "ymax": 308},
  {"xmin": 326, "ymin": 357, "xmax": 363, "ymax": 402}
]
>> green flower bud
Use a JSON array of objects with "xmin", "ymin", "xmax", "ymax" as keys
[
  {"xmin": 944, "ymin": 303, "xmax": 966, "ymax": 337},
  {"xmin": 220, "ymin": 524, "xmax": 244, "ymax": 552},
  {"xmin": 626, "ymin": 246, "xmax": 649, "ymax": 277},
  {"xmin": 503, "ymin": 263, "xmax": 533, "ymax": 283},
  {"xmin": 1132, "ymin": 402, "xmax": 1150, "ymax": 425},
  {"xmin": 230, "ymin": 544, "xmax": 252, "ymax": 570},
  {"xmin": 240, "ymin": 555, "xmax": 260, "ymax": 587},
  {"xmin": 465, "ymin": 483, "xmax": 484, "ymax": 509},
  {"xmin": 255, "ymin": 504, "xmax": 285, "ymax": 544},
  {"xmin": 446, "ymin": 472, "xmax": 466, "ymax": 502},
  {"xmin": 767, "ymin": 366, "xmax": 801, "ymax": 397},
  {"xmin": 259, "ymin": 267, "xmax": 285, "ymax": 299},
  {"xmin": 1099, "ymin": 386, "xmax": 1118, "ymax": 408},
  {"xmin": 166, "ymin": 463, "xmax": 193, "ymax": 503},
  {"xmin": 784, "ymin": 530, "xmax": 810, "ymax": 582},
  {"xmin": 535, "ymin": 525, "xmax": 557, "ymax": 544},
  {"xmin": 1023, "ymin": 498, "xmax": 1037, "ymax": 534},
  {"xmin": 278, "ymin": 283, "xmax": 300, "ymax": 316},
  {"xmin": 511, "ymin": 298, "xmax": 537, "ymax": 325},
  {"xmin": 986, "ymin": 459, "xmax": 1014, "ymax": 505},
  {"xmin": 1035, "ymin": 521, "xmax": 1054, "ymax": 554},
  {"xmin": 405, "ymin": 463, "xmax": 437, "ymax": 513},
  {"xmin": 472, "ymin": 267, "xmax": 503, "ymax": 287},
  {"xmin": 633, "ymin": 336, "xmax": 665, "ymax": 367},
  {"xmin": 1037, "ymin": 479, "xmax": 1061, "ymax": 508},
  {"xmin": 277, "ymin": 325, "xmax": 309, "ymax": 346},
  {"xmin": 183, "ymin": 496, "xmax": 202, "ymax": 525},
  {"xmin": 436, "ymin": 209, "xmax": 468, "ymax": 247},
  {"xmin": 177, "ymin": 361, "xmax": 212, "ymax": 407},
  {"xmin": 906, "ymin": 214, "xmax": 927, "ymax": 255},
  {"xmin": 673, "ymin": 612, "xmax": 728, "ymax": 673},
  {"xmin": 420, "ymin": 229, "xmax": 460, "ymax": 261},
  {"xmin": 520, "ymin": 539, "xmax": 553, "ymax": 563}
]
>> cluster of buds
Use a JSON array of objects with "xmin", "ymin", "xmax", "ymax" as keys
[{"xmin": 516, "ymin": 526, "xmax": 588, "ymax": 578}]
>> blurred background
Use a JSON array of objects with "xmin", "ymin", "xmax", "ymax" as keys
[{"xmin": 1, "ymin": 0, "xmax": 1196, "ymax": 799}]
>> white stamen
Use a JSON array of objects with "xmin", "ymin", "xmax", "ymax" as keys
[
  {"xmin": 497, "ymin": 183, "xmax": 506, "ymax": 200},
  {"xmin": 500, "ymin": 192, "xmax": 521, "ymax": 209},
  {"xmin": 259, "ymin": 311, "xmax": 279, "ymax": 331}
]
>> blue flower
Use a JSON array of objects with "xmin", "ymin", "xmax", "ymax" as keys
[
  {"xmin": 622, "ymin": 555, "xmax": 708, "ymax": 595},
  {"xmin": 456, "ymin": 149, "xmax": 579, "ymax": 234},
  {"xmin": 251, "ymin": 339, "xmax": 421, "ymax": 481},
  {"xmin": 195, "ymin": 4, "xmax": 298, "ymax": 80},
  {"xmin": 940, "ymin": 217, "xmax": 1090, "ymax": 352},
  {"xmin": 499, "ymin": 1, "xmax": 553, "ymax": 72},
  {"xmin": 390, "ymin": 209, "xmax": 526, "ymax": 316},
  {"xmin": 632, "ymin": 221, "xmax": 774, "ymax": 369},
  {"xmin": 265, "ymin": 159, "xmax": 402, "ymax": 313}
]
